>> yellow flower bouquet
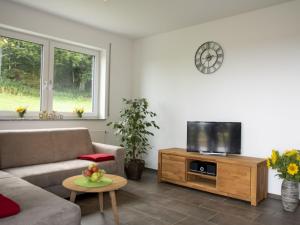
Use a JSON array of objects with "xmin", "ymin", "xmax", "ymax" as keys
[
  {"xmin": 267, "ymin": 149, "xmax": 300, "ymax": 182},
  {"xmin": 16, "ymin": 106, "xmax": 27, "ymax": 118},
  {"xmin": 74, "ymin": 107, "xmax": 84, "ymax": 118},
  {"xmin": 267, "ymin": 149, "xmax": 300, "ymax": 212}
]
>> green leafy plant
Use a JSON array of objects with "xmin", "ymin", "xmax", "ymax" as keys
[
  {"xmin": 267, "ymin": 149, "xmax": 300, "ymax": 182},
  {"xmin": 107, "ymin": 98, "xmax": 159, "ymax": 162}
]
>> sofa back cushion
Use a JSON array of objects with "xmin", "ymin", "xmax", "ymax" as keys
[
  {"xmin": 0, "ymin": 128, "xmax": 93, "ymax": 169},
  {"xmin": 52, "ymin": 128, "xmax": 93, "ymax": 162},
  {"xmin": 0, "ymin": 130, "xmax": 54, "ymax": 169}
]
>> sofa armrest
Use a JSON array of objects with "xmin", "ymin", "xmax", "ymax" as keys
[{"xmin": 92, "ymin": 142, "xmax": 125, "ymax": 177}]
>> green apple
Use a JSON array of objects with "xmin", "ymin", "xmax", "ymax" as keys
[
  {"xmin": 90, "ymin": 172, "xmax": 101, "ymax": 182},
  {"xmin": 99, "ymin": 169, "xmax": 105, "ymax": 177}
]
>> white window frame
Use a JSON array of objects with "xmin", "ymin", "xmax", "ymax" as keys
[
  {"xmin": 49, "ymin": 41, "xmax": 100, "ymax": 118},
  {"xmin": 0, "ymin": 27, "xmax": 108, "ymax": 119}
]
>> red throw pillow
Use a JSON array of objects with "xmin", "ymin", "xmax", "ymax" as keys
[
  {"xmin": 78, "ymin": 153, "xmax": 115, "ymax": 162},
  {"xmin": 0, "ymin": 194, "xmax": 20, "ymax": 218}
]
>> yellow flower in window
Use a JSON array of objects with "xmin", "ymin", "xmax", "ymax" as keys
[
  {"xmin": 271, "ymin": 149, "xmax": 278, "ymax": 165},
  {"xmin": 74, "ymin": 107, "xmax": 84, "ymax": 118},
  {"xmin": 287, "ymin": 163, "xmax": 299, "ymax": 176},
  {"xmin": 16, "ymin": 106, "xmax": 26, "ymax": 113}
]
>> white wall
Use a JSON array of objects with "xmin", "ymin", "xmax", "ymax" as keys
[
  {"xmin": 0, "ymin": 1, "xmax": 133, "ymax": 145},
  {"xmin": 133, "ymin": 0, "xmax": 300, "ymax": 195}
]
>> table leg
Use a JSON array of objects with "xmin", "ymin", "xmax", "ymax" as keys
[
  {"xmin": 70, "ymin": 191, "xmax": 77, "ymax": 203},
  {"xmin": 109, "ymin": 191, "xmax": 119, "ymax": 225},
  {"xmin": 98, "ymin": 192, "xmax": 104, "ymax": 213}
]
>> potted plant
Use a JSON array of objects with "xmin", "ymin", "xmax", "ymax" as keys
[
  {"xmin": 74, "ymin": 107, "xmax": 84, "ymax": 118},
  {"xmin": 16, "ymin": 106, "xmax": 27, "ymax": 118},
  {"xmin": 107, "ymin": 98, "xmax": 159, "ymax": 180},
  {"xmin": 267, "ymin": 149, "xmax": 300, "ymax": 212}
]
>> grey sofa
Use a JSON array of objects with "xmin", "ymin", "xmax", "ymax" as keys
[
  {"xmin": 0, "ymin": 170, "xmax": 81, "ymax": 225},
  {"xmin": 0, "ymin": 127, "xmax": 125, "ymax": 225}
]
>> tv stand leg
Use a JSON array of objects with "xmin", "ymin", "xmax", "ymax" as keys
[{"xmin": 251, "ymin": 200, "xmax": 257, "ymax": 206}]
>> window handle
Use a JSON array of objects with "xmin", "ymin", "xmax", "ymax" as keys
[{"xmin": 43, "ymin": 80, "xmax": 48, "ymax": 88}]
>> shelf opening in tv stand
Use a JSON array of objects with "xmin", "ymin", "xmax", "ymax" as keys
[
  {"xmin": 187, "ymin": 173, "xmax": 216, "ymax": 190},
  {"xmin": 187, "ymin": 159, "xmax": 217, "ymax": 190},
  {"xmin": 188, "ymin": 159, "xmax": 217, "ymax": 177}
]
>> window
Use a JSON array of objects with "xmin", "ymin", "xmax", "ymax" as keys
[
  {"xmin": 53, "ymin": 47, "xmax": 94, "ymax": 113},
  {"xmin": 0, "ymin": 28, "xmax": 107, "ymax": 119},
  {"xmin": 49, "ymin": 41, "xmax": 101, "ymax": 117},
  {"xmin": 0, "ymin": 35, "xmax": 43, "ymax": 112}
]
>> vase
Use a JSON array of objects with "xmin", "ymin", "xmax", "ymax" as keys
[
  {"xmin": 281, "ymin": 179, "xmax": 299, "ymax": 212},
  {"xmin": 18, "ymin": 112, "xmax": 25, "ymax": 118}
]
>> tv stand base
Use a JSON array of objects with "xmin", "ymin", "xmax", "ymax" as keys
[{"xmin": 158, "ymin": 148, "xmax": 268, "ymax": 206}]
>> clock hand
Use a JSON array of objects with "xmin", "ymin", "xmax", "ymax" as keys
[
  {"xmin": 202, "ymin": 58, "xmax": 208, "ymax": 64},
  {"xmin": 202, "ymin": 58, "xmax": 208, "ymax": 63}
]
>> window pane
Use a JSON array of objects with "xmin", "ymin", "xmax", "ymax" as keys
[
  {"xmin": 0, "ymin": 36, "xmax": 42, "ymax": 111},
  {"xmin": 53, "ymin": 47, "xmax": 93, "ymax": 113}
]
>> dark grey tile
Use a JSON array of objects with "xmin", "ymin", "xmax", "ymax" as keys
[
  {"xmin": 254, "ymin": 198, "xmax": 284, "ymax": 214},
  {"xmin": 272, "ymin": 207, "xmax": 300, "ymax": 222},
  {"xmin": 104, "ymin": 206, "xmax": 160, "ymax": 225},
  {"xmin": 124, "ymin": 215, "xmax": 170, "ymax": 225},
  {"xmin": 209, "ymin": 213, "xmax": 261, "ymax": 225},
  {"xmin": 254, "ymin": 213, "xmax": 298, "ymax": 225},
  {"xmin": 129, "ymin": 200, "xmax": 188, "ymax": 224},
  {"xmin": 81, "ymin": 213, "xmax": 118, "ymax": 225},
  {"xmin": 174, "ymin": 216, "xmax": 215, "ymax": 225},
  {"xmin": 201, "ymin": 199, "xmax": 261, "ymax": 221},
  {"xmin": 161, "ymin": 199, "xmax": 217, "ymax": 220}
]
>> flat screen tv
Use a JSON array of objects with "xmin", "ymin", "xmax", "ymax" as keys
[{"xmin": 187, "ymin": 121, "xmax": 241, "ymax": 155}]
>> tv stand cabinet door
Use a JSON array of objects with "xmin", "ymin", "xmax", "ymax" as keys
[
  {"xmin": 161, "ymin": 154, "xmax": 186, "ymax": 182},
  {"xmin": 217, "ymin": 162, "xmax": 251, "ymax": 200}
]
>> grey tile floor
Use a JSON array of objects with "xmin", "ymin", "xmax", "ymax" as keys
[{"xmin": 77, "ymin": 170, "xmax": 300, "ymax": 225}]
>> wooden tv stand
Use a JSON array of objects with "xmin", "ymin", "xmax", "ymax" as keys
[{"xmin": 158, "ymin": 148, "xmax": 268, "ymax": 206}]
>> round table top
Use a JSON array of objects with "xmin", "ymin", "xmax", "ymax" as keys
[{"xmin": 62, "ymin": 174, "xmax": 128, "ymax": 193}]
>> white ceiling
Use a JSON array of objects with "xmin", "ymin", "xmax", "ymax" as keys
[{"xmin": 11, "ymin": 0, "xmax": 292, "ymax": 39}]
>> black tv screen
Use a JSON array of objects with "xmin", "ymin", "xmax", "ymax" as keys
[{"xmin": 187, "ymin": 121, "xmax": 241, "ymax": 154}]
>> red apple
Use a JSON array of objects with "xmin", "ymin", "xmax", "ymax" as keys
[
  {"xmin": 84, "ymin": 169, "xmax": 92, "ymax": 177},
  {"xmin": 91, "ymin": 166, "xmax": 99, "ymax": 173}
]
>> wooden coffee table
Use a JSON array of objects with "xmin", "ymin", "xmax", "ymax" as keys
[{"xmin": 62, "ymin": 174, "xmax": 127, "ymax": 225}]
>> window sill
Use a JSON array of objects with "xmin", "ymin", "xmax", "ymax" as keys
[{"xmin": 0, "ymin": 118, "xmax": 106, "ymax": 121}]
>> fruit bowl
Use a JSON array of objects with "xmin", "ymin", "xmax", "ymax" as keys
[{"xmin": 82, "ymin": 163, "xmax": 106, "ymax": 183}]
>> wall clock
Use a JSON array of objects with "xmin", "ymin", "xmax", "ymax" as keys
[{"xmin": 195, "ymin": 41, "xmax": 224, "ymax": 74}]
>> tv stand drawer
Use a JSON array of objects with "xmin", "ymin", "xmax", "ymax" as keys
[
  {"xmin": 217, "ymin": 162, "xmax": 251, "ymax": 199},
  {"xmin": 161, "ymin": 154, "xmax": 186, "ymax": 182}
]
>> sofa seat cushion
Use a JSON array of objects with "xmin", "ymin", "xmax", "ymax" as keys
[
  {"xmin": 0, "ymin": 170, "xmax": 13, "ymax": 179},
  {"xmin": 78, "ymin": 153, "xmax": 115, "ymax": 162},
  {"xmin": 0, "ymin": 194, "xmax": 20, "ymax": 218},
  {"xmin": 4, "ymin": 159, "xmax": 117, "ymax": 188},
  {"xmin": 0, "ymin": 174, "xmax": 81, "ymax": 225}
]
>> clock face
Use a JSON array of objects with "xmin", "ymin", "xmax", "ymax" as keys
[{"xmin": 195, "ymin": 41, "xmax": 224, "ymax": 74}]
